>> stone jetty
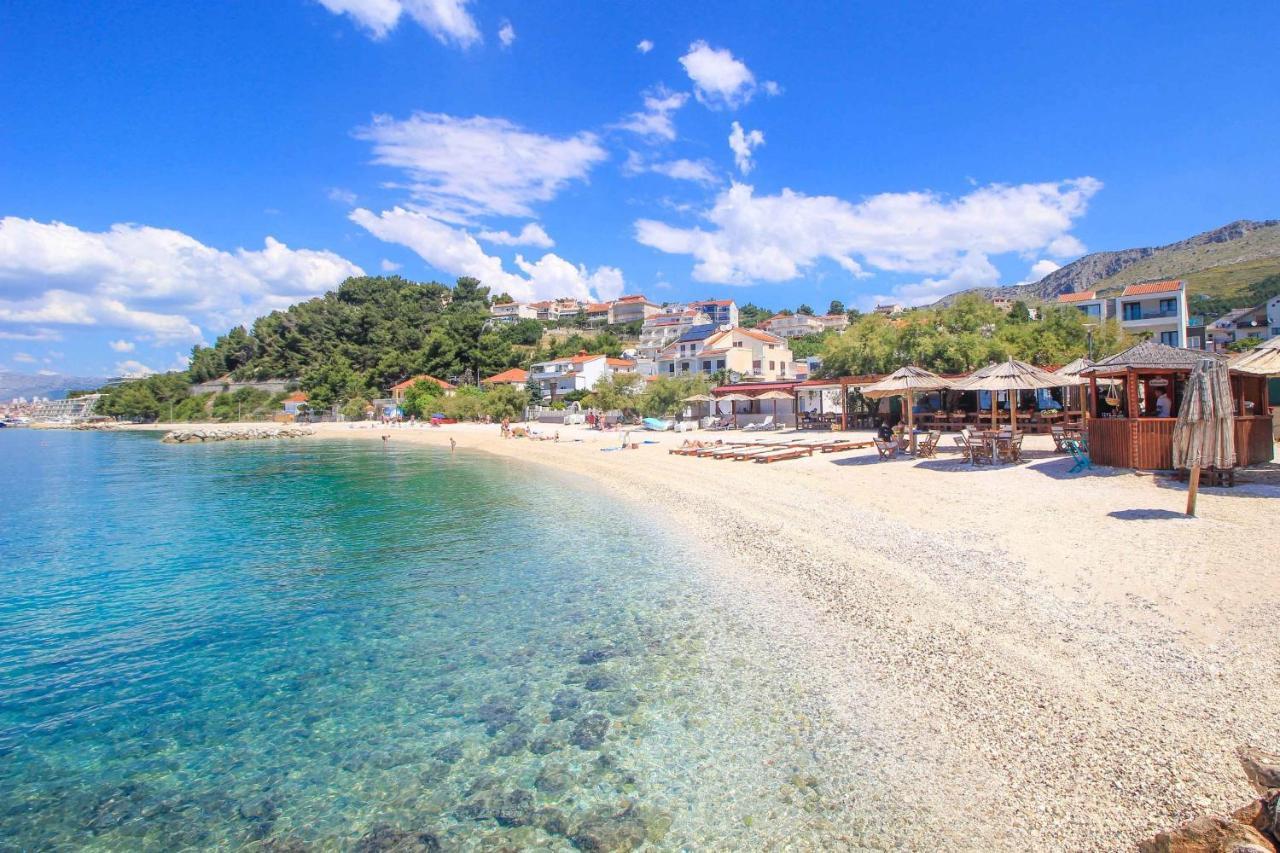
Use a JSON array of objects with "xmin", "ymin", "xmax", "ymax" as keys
[{"xmin": 161, "ymin": 426, "xmax": 314, "ymax": 443}]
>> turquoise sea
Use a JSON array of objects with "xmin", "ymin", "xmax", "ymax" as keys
[{"xmin": 0, "ymin": 431, "xmax": 906, "ymax": 851}]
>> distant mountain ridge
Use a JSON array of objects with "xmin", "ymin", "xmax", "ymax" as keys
[
  {"xmin": 933, "ymin": 219, "xmax": 1280, "ymax": 308},
  {"xmin": 0, "ymin": 371, "xmax": 109, "ymax": 401}
]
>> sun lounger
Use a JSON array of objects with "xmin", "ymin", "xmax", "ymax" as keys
[
  {"xmin": 819, "ymin": 438, "xmax": 873, "ymax": 453},
  {"xmin": 729, "ymin": 445, "xmax": 777, "ymax": 460},
  {"xmin": 753, "ymin": 445, "xmax": 816, "ymax": 463},
  {"xmin": 742, "ymin": 415, "xmax": 774, "ymax": 432}
]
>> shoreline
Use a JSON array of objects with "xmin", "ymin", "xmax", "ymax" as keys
[{"xmin": 121, "ymin": 420, "xmax": 1279, "ymax": 849}]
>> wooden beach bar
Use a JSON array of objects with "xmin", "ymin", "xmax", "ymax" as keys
[{"xmin": 1083, "ymin": 341, "xmax": 1273, "ymax": 469}]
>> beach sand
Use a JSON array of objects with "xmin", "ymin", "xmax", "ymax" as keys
[{"xmin": 141, "ymin": 420, "xmax": 1280, "ymax": 849}]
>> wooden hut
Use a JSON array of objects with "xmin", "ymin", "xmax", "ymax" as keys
[{"xmin": 1083, "ymin": 341, "xmax": 1273, "ymax": 469}]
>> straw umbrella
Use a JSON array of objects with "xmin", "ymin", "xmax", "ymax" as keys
[
  {"xmin": 953, "ymin": 359, "xmax": 1065, "ymax": 434},
  {"xmin": 1172, "ymin": 357, "xmax": 1236, "ymax": 516},
  {"xmin": 858, "ymin": 366, "xmax": 954, "ymax": 452},
  {"xmin": 682, "ymin": 393, "xmax": 715, "ymax": 424},
  {"xmin": 716, "ymin": 392, "xmax": 751, "ymax": 427},
  {"xmin": 1230, "ymin": 336, "xmax": 1280, "ymax": 377},
  {"xmin": 1051, "ymin": 358, "xmax": 1092, "ymax": 424},
  {"xmin": 754, "ymin": 389, "xmax": 794, "ymax": 428}
]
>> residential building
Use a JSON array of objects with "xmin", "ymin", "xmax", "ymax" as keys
[
  {"xmin": 1207, "ymin": 304, "xmax": 1272, "ymax": 350},
  {"xmin": 688, "ymin": 299, "xmax": 739, "ymax": 328},
  {"xmin": 608, "ymin": 295, "xmax": 661, "ymax": 325},
  {"xmin": 489, "ymin": 302, "xmax": 537, "ymax": 324},
  {"xmin": 759, "ymin": 313, "xmax": 825, "ymax": 339},
  {"xmin": 30, "ymin": 393, "xmax": 102, "ymax": 423},
  {"xmin": 282, "ymin": 392, "xmax": 308, "ymax": 416},
  {"xmin": 873, "ymin": 303, "xmax": 904, "ymax": 316},
  {"xmin": 584, "ymin": 303, "xmax": 612, "ymax": 326},
  {"xmin": 636, "ymin": 310, "xmax": 713, "ymax": 361},
  {"xmin": 656, "ymin": 327, "xmax": 795, "ymax": 381},
  {"xmin": 1114, "ymin": 280, "xmax": 1188, "ymax": 348},
  {"xmin": 528, "ymin": 352, "xmax": 636, "ymax": 399},
  {"xmin": 1270, "ymin": 295, "xmax": 1280, "ymax": 339},
  {"xmin": 389, "ymin": 375, "xmax": 457, "ymax": 404},
  {"xmin": 1057, "ymin": 290, "xmax": 1109, "ymax": 321},
  {"xmin": 816, "ymin": 313, "xmax": 849, "ymax": 333},
  {"xmin": 530, "ymin": 299, "xmax": 583, "ymax": 322},
  {"xmin": 482, "ymin": 368, "xmax": 529, "ymax": 388}
]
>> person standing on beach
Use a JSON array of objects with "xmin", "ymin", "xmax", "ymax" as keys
[
  {"xmin": 500, "ymin": 417, "xmax": 510, "ymax": 438},
  {"xmin": 449, "ymin": 437, "xmax": 456, "ymax": 453}
]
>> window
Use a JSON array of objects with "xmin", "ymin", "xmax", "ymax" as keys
[
  {"xmin": 752, "ymin": 360, "xmax": 762, "ymax": 371},
  {"xmin": 716, "ymin": 360, "xmax": 725, "ymax": 370},
  {"xmin": 1158, "ymin": 298, "xmax": 1177, "ymax": 315},
  {"xmin": 1159, "ymin": 330, "xmax": 1179, "ymax": 346},
  {"xmin": 1122, "ymin": 302, "xmax": 1143, "ymax": 321},
  {"xmin": 1081, "ymin": 304, "xmax": 1101, "ymax": 318},
  {"xmin": 769, "ymin": 361, "xmax": 775, "ymax": 371},
  {"xmin": 667, "ymin": 363, "xmax": 674, "ymax": 374},
  {"xmin": 702, "ymin": 360, "xmax": 712, "ymax": 371}
]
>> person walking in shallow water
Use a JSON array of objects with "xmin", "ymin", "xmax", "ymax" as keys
[{"xmin": 449, "ymin": 437, "xmax": 456, "ymax": 453}]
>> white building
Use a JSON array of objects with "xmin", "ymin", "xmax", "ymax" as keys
[
  {"xmin": 637, "ymin": 311, "xmax": 713, "ymax": 360},
  {"xmin": 688, "ymin": 299, "xmax": 739, "ymax": 328},
  {"xmin": 1207, "ymin": 304, "xmax": 1272, "ymax": 350},
  {"xmin": 873, "ymin": 303, "xmax": 904, "ymax": 316},
  {"xmin": 758, "ymin": 313, "xmax": 825, "ymax": 339},
  {"xmin": 655, "ymin": 327, "xmax": 797, "ymax": 381},
  {"xmin": 528, "ymin": 352, "xmax": 637, "ymax": 399},
  {"xmin": 1270, "ymin": 295, "xmax": 1280, "ymax": 339},
  {"xmin": 608, "ymin": 295, "xmax": 661, "ymax": 325},
  {"xmin": 30, "ymin": 393, "xmax": 102, "ymax": 422},
  {"xmin": 1057, "ymin": 290, "xmax": 1109, "ymax": 320},
  {"xmin": 489, "ymin": 302, "xmax": 538, "ymax": 324},
  {"xmin": 1114, "ymin": 280, "xmax": 1188, "ymax": 348},
  {"xmin": 816, "ymin": 313, "xmax": 849, "ymax": 332}
]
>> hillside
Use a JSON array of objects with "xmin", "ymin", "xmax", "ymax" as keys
[
  {"xmin": 0, "ymin": 371, "xmax": 108, "ymax": 401},
  {"xmin": 934, "ymin": 219, "xmax": 1280, "ymax": 311}
]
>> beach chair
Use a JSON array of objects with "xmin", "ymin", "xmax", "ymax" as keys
[
  {"xmin": 914, "ymin": 430, "xmax": 941, "ymax": 458},
  {"xmin": 997, "ymin": 434, "xmax": 1024, "ymax": 464},
  {"xmin": 820, "ymin": 438, "xmax": 871, "ymax": 453},
  {"xmin": 1050, "ymin": 425, "xmax": 1068, "ymax": 453},
  {"xmin": 753, "ymin": 445, "xmax": 815, "ymax": 463},
  {"xmin": 873, "ymin": 438, "xmax": 899, "ymax": 460},
  {"xmin": 1064, "ymin": 437, "xmax": 1091, "ymax": 473},
  {"xmin": 742, "ymin": 415, "xmax": 774, "ymax": 432},
  {"xmin": 729, "ymin": 445, "xmax": 776, "ymax": 461},
  {"xmin": 970, "ymin": 436, "xmax": 994, "ymax": 465},
  {"xmin": 952, "ymin": 433, "xmax": 974, "ymax": 463}
]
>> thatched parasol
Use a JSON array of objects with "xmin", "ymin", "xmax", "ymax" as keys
[
  {"xmin": 715, "ymin": 392, "xmax": 752, "ymax": 426},
  {"xmin": 1229, "ymin": 336, "xmax": 1280, "ymax": 377},
  {"xmin": 1172, "ymin": 357, "xmax": 1236, "ymax": 516},
  {"xmin": 859, "ymin": 366, "xmax": 954, "ymax": 450},
  {"xmin": 753, "ymin": 389, "xmax": 795, "ymax": 428},
  {"xmin": 954, "ymin": 359, "xmax": 1064, "ymax": 431}
]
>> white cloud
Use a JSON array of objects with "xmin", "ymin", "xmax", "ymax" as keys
[
  {"xmin": 327, "ymin": 187, "xmax": 358, "ymax": 205},
  {"xmin": 762, "ymin": 80, "xmax": 782, "ymax": 96},
  {"xmin": 477, "ymin": 222, "xmax": 555, "ymax": 248},
  {"xmin": 109, "ymin": 339, "xmax": 136, "ymax": 352},
  {"xmin": 0, "ymin": 217, "xmax": 363, "ymax": 342},
  {"xmin": 316, "ymin": 0, "xmax": 480, "ymax": 47},
  {"xmin": 679, "ymin": 41, "xmax": 759, "ymax": 109},
  {"xmin": 1021, "ymin": 259, "xmax": 1061, "ymax": 284},
  {"xmin": 634, "ymin": 178, "xmax": 1101, "ymax": 292},
  {"xmin": 0, "ymin": 327, "xmax": 61, "ymax": 341},
  {"xmin": 380, "ymin": 258, "xmax": 402, "ymax": 272},
  {"xmin": 613, "ymin": 87, "xmax": 689, "ymax": 142},
  {"xmin": 728, "ymin": 122, "xmax": 765, "ymax": 174},
  {"xmin": 891, "ymin": 251, "xmax": 1001, "ymax": 306},
  {"xmin": 643, "ymin": 157, "xmax": 719, "ymax": 185},
  {"xmin": 498, "ymin": 20, "xmax": 515, "ymax": 48},
  {"xmin": 356, "ymin": 112, "xmax": 608, "ymax": 221},
  {"xmin": 636, "ymin": 39, "xmax": 654, "ymax": 54},
  {"xmin": 1047, "ymin": 234, "xmax": 1086, "ymax": 257},
  {"xmin": 12, "ymin": 352, "xmax": 36, "ymax": 363},
  {"xmin": 113, "ymin": 359, "xmax": 157, "ymax": 378},
  {"xmin": 351, "ymin": 206, "xmax": 624, "ymax": 303}
]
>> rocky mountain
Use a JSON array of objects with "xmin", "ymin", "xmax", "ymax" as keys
[
  {"xmin": 933, "ymin": 219, "xmax": 1280, "ymax": 307},
  {"xmin": 0, "ymin": 371, "xmax": 109, "ymax": 401}
]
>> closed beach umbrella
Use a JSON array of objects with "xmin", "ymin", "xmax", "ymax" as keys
[
  {"xmin": 1229, "ymin": 336, "xmax": 1280, "ymax": 377},
  {"xmin": 716, "ymin": 392, "xmax": 751, "ymax": 426},
  {"xmin": 1172, "ymin": 357, "xmax": 1236, "ymax": 516},
  {"xmin": 954, "ymin": 359, "xmax": 1063, "ymax": 432},
  {"xmin": 859, "ymin": 366, "xmax": 954, "ymax": 451}
]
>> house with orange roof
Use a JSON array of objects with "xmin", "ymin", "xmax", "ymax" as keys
[
  {"xmin": 655, "ymin": 326, "xmax": 797, "ymax": 381},
  {"xmin": 489, "ymin": 301, "xmax": 537, "ymax": 324},
  {"xmin": 1113, "ymin": 280, "xmax": 1187, "ymax": 347},
  {"xmin": 281, "ymin": 391, "xmax": 309, "ymax": 416},
  {"xmin": 688, "ymin": 298, "xmax": 738, "ymax": 327},
  {"xmin": 608, "ymin": 295, "xmax": 660, "ymax": 325},
  {"xmin": 584, "ymin": 302, "xmax": 612, "ymax": 326},
  {"xmin": 389, "ymin": 375, "xmax": 457, "ymax": 405},
  {"xmin": 528, "ymin": 351, "xmax": 637, "ymax": 399},
  {"xmin": 482, "ymin": 368, "xmax": 529, "ymax": 388},
  {"xmin": 1057, "ymin": 290, "xmax": 1109, "ymax": 321}
]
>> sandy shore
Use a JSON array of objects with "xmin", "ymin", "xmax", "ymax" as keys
[{"xmin": 134, "ymin": 419, "xmax": 1280, "ymax": 849}]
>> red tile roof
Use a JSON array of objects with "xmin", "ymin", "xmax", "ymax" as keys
[
  {"xmin": 390, "ymin": 374, "xmax": 456, "ymax": 393},
  {"xmin": 585, "ymin": 303, "xmax": 610, "ymax": 312},
  {"xmin": 693, "ymin": 299, "xmax": 734, "ymax": 306},
  {"xmin": 283, "ymin": 391, "xmax": 308, "ymax": 403},
  {"xmin": 483, "ymin": 368, "xmax": 528, "ymax": 384},
  {"xmin": 1121, "ymin": 280, "xmax": 1183, "ymax": 297},
  {"xmin": 1057, "ymin": 291, "xmax": 1098, "ymax": 303},
  {"xmin": 735, "ymin": 327, "xmax": 785, "ymax": 344},
  {"xmin": 615, "ymin": 294, "xmax": 649, "ymax": 303},
  {"xmin": 711, "ymin": 381, "xmax": 800, "ymax": 395},
  {"xmin": 606, "ymin": 358, "xmax": 636, "ymax": 367}
]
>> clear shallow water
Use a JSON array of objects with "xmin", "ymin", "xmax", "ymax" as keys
[{"xmin": 0, "ymin": 431, "xmax": 893, "ymax": 851}]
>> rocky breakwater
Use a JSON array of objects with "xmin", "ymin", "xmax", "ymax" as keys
[
  {"xmin": 1140, "ymin": 746, "xmax": 1280, "ymax": 853},
  {"xmin": 161, "ymin": 426, "xmax": 314, "ymax": 444}
]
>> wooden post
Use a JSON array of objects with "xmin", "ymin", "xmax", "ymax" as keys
[
  {"xmin": 1126, "ymin": 368, "xmax": 1140, "ymax": 468},
  {"xmin": 1011, "ymin": 389, "xmax": 1018, "ymax": 434},
  {"xmin": 907, "ymin": 392, "xmax": 916, "ymax": 453},
  {"xmin": 1186, "ymin": 464, "xmax": 1201, "ymax": 516},
  {"xmin": 840, "ymin": 379, "xmax": 848, "ymax": 431}
]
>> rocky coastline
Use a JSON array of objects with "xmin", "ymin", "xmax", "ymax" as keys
[
  {"xmin": 161, "ymin": 426, "xmax": 314, "ymax": 443},
  {"xmin": 1139, "ymin": 746, "xmax": 1280, "ymax": 852}
]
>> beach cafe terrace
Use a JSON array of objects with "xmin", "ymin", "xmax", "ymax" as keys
[{"xmin": 1081, "ymin": 341, "xmax": 1273, "ymax": 469}]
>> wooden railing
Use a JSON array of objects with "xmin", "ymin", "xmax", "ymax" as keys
[
  {"xmin": 1235, "ymin": 416, "xmax": 1275, "ymax": 466},
  {"xmin": 1134, "ymin": 419, "xmax": 1176, "ymax": 469},
  {"xmin": 1087, "ymin": 418, "xmax": 1130, "ymax": 467}
]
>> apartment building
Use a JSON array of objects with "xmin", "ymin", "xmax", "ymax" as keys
[
  {"xmin": 656, "ymin": 327, "xmax": 796, "ymax": 381},
  {"xmin": 758, "ymin": 313, "xmax": 825, "ymax": 339},
  {"xmin": 1056, "ymin": 290, "xmax": 1109, "ymax": 320},
  {"xmin": 528, "ymin": 352, "xmax": 637, "ymax": 399},
  {"xmin": 688, "ymin": 299, "xmax": 739, "ymax": 328},
  {"xmin": 1114, "ymin": 280, "xmax": 1188, "ymax": 348},
  {"xmin": 608, "ymin": 295, "xmax": 661, "ymax": 325},
  {"xmin": 489, "ymin": 302, "xmax": 538, "ymax": 324}
]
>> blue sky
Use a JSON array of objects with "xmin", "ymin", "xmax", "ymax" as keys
[{"xmin": 2, "ymin": 1, "xmax": 1278, "ymax": 378}]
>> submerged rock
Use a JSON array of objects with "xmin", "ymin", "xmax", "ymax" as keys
[
  {"xmin": 488, "ymin": 731, "xmax": 528, "ymax": 758},
  {"xmin": 584, "ymin": 675, "xmax": 614, "ymax": 692},
  {"xmin": 549, "ymin": 690, "xmax": 581, "ymax": 721},
  {"xmin": 1240, "ymin": 746, "xmax": 1280, "ymax": 795},
  {"xmin": 529, "ymin": 733, "xmax": 564, "ymax": 755},
  {"xmin": 570, "ymin": 714, "xmax": 609, "ymax": 749},
  {"xmin": 569, "ymin": 807, "xmax": 648, "ymax": 852},
  {"xmin": 432, "ymin": 744, "xmax": 463, "ymax": 765},
  {"xmin": 577, "ymin": 648, "xmax": 617, "ymax": 665},
  {"xmin": 491, "ymin": 790, "xmax": 535, "ymax": 827},
  {"xmin": 535, "ymin": 765, "xmax": 571, "ymax": 794},
  {"xmin": 354, "ymin": 824, "xmax": 441, "ymax": 852}
]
